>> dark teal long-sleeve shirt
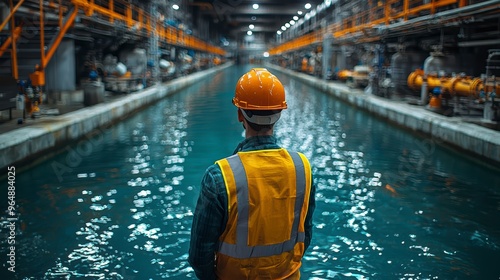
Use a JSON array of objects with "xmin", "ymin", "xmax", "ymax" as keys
[{"xmin": 188, "ymin": 135, "xmax": 316, "ymax": 280}]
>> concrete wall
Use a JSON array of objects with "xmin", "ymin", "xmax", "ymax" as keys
[
  {"xmin": 267, "ymin": 64, "xmax": 500, "ymax": 165},
  {"xmin": 0, "ymin": 62, "xmax": 233, "ymax": 170}
]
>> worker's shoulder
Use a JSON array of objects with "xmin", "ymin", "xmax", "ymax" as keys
[
  {"xmin": 201, "ymin": 163, "xmax": 226, "ymax": 192},
  {"xmin": 205, "ymin": 161, "xmax": 223, "ymax": 175},
  {"xmin": 286, "ymin": 150, "xmax": 311, "ymax": 160}
]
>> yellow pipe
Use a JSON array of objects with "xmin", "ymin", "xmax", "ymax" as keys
[
  {"xmin": 446, "ymin": 77, "xmax": 483, "ymax": 98},
  {"xmin": 407, "ymin": 70, "xmax": 484, "ymax": 98},
  {"xmin": 407, "ymin": 69, "xmax": 441, "ymax": 90}
]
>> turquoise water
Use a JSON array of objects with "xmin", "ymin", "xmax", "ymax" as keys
[{"xmin": 1, "ymin": 64, "xmax": 500, "ymax": 279}]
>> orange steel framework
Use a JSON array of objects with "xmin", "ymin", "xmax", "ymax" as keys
[
  {"xmin": 268, "ymin": 0, "xmax": 469, "ymax": 56},
  {"xmin": 0, "ymin": 0, "xmax": 226, "ymax": 85}
]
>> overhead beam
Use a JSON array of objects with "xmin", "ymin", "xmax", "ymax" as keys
[{"xmin": 198, "ymin": 5, "xmax": 302, "ymax": 16}]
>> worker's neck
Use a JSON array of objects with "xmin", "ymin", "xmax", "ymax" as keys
[
  {"xmin": 245, "ymin": 128, "xmax": 273, "ymax": 138},
  {"xmin": 242, "ymin": 119, "xmax": 274, "ymax": 138}
]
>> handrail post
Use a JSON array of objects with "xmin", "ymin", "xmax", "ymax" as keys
[
  {"xmin": 404, "ymin": 0, "xmax": 409, "ymax": 21},
  {"xmin": 138, "ymin": 9, "xmax": 143, "ymax": 30},
  {"xmin": 126, "ymin": 4, "xmax": 132, "ymax": 27},
  {"xmin": 39, "ymin": 0, "xmax": 45, "ymax": 67},
  {"xmin": 109, "ymin": 0, "xmax": 114, "ymax": 23},
  {"xmin": 9, "ymin": 0, "xmax": 18, "ymax": 79},
  {"xmin": 59, "ymin": 0, "xmax": 63, "ymax": 28}
]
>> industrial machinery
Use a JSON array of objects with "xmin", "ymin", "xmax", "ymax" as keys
[
  {"xmin": 337, "ymin": 69, "xmax": 353, "ymax": 81},
  {"xmin": 407, "ymin": 68, "xmax": 499, "ymax": 120},
  {"xmin": 102, "ymin": 48, "xmax": 147, "ymax": 93},
  {"xmin": 177, "ymin": 51, "xmax": 195, "ymax": 76},
  {"xmin": 159, "ymin": 59, "xmax": 176, "ymax": 82},
  {"xmin": 482, "ymin": 49, "xmax": 500, "ymax": 121},
  {"xmin": 17, "ymin": 79, "xmax": 43, "ymax": 119},
  {"xmin": 347, "ymin": 65, "xmax": 371, "ymax": 88}
]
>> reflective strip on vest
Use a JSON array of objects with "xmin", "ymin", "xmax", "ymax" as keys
[{"xmin": 218, "ymin": 151, "xmax": 306, "ymax": 259}]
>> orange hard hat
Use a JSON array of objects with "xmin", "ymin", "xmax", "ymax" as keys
[{"xmin": 233, "ymin": 68, "xmax": 287, "ymax": 110}]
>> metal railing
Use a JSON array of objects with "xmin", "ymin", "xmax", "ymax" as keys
[
  {"xmin": 0, "ymin": 0, "xmax": 226, "ymax": 84},
  {"xmin": 269, "ymin": 0, "xmax": 468, "ymax": 55}
]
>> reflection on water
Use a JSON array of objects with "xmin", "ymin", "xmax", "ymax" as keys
[
  {"xmin": 33, "ymin": 98, "xmax": 195, "ymax": 279},
  {"xmin": 1, "ymin": 65, "xmax": 499, "ymax": 279}
]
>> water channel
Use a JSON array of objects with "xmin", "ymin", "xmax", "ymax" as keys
[{"xmin": 1, "ymin": 65, "xmax": 499, "ymax": 279}]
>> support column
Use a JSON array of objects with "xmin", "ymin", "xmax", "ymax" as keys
[
  {"xmin": 46, "ymin": 39, "xmax": 76, "ymax": 103},
  {"xmin": 322, "ymin": 33, "xmax": 333, "ymax": 80},
  {"xmin": 148, "ymin": 2, "xmax": 159, "ymax": 84}
]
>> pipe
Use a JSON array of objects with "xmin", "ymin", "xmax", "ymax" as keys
[
  {"xmin": 444, "ymin": 76, "xmax": 483, "ymax": 98},
  {"xmin": 407, "ymin": 69, "xmax": 441, "ymax": 90},
  {"xmin": 381, "ymin": 0, "xmax": 500, "ymax": 31},
  {"xmin": 458, "ymin": 39, "xmax": 500, "ymax": 47},
  {"xmin": 408, "ymin": 69, "xmax": 484, "ymax": 98}
]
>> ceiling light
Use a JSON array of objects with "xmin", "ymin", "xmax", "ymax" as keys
[
  {"xmin": 172, "ymin": 4, "xmax": 179, "ymax": 10},
  {"xmin": 281, "ymin": 26, "xmax": 286, "ymax": 31},
  {"xmin": 297, "ymin": 10, "xmax": 303, "ymax": 15},
  {"xmin": 251, "ymin": 16, "xmax": 257, "ymax": 20},
  {"xmin": 285, "ymin": 23, "xmax": 290, "ymax": 28},
  {"xmin": 263, "ymin": 52, "xmax": 269, "ymax": 58},
  {"xmin": 305, "ymin": 3, "xmax": 312, "ymax": 9},
  {"xmin": 252, "ymin": 4, "xmax": 259, "ymax": 9},
  {"xmin": 293, "ymin": 16, "xmax": 299, "ymax": 20},
  {"xmin": 247, "ymin": 30, "xmax": 253, "ymax": 35},
  {"xmin": 277, "ymin": 30, "xmax": 282, "ymax": 35},
  {"xmin": 290, "ymin": 20, "xmax": 295, "ymax": 25},
  {"xmin": 249, "ymin": 24, "xmax": 255, "ymax": 29}
]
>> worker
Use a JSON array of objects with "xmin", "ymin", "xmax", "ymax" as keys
[{"xmin": 188, "ymin": 68, "xmax": 316, "ymax": 279}]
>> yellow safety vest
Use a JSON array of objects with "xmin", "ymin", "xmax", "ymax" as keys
[{"xmin": 215, "ymin": 148, "xmax": 312, "ymax": 279}]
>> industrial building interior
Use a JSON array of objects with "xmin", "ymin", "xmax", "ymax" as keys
[
  {"xmin": 0, "ymin": 0, "xmax": 499, "ymax": 134},
  {"xmin": 1, "ymin": 1, "xmax": 500, "ymax": 279}
]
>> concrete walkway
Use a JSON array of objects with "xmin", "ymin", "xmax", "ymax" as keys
[
  {"xmin": 0, "ymin": 63, "xmax": 233, "ymax": 170},
  {"xmin": 268, "ymin": 64, "xmax": 500, "ymax": 166}
]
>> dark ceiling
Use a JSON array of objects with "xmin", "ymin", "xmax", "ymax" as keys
[{"xmin": 189, "ymin": 0, "xmax": 325, "ymax": 41}]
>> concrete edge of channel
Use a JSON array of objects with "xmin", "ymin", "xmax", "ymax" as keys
[
  {"xmin": 0, "ymin": 62, "xmax": 234, "ymax": 170},
  {"xmin": 267, "ymin": 64, "xmax": 500, "ymax": 165}
]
